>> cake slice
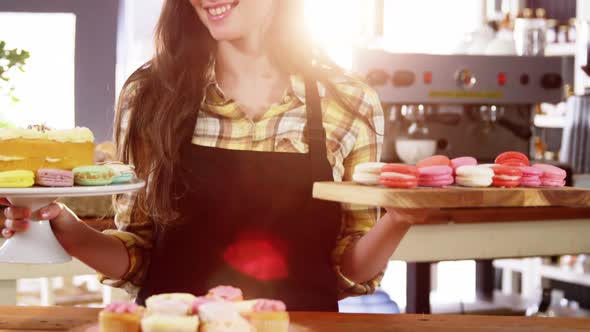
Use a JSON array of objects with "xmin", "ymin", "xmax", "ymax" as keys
[
  {"xmin": 0, "ymin": 127, "xmax": 94, "ymax": 172},
  {"xmin": 99, "ymin": 302, "xmax": 144, "ymax": 332}
]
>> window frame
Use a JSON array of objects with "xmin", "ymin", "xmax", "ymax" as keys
[{"xmin": 0, "ymin": 0, "xmax": 119, "ymax": 142}]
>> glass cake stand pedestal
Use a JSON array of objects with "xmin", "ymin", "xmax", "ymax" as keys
[{"xmin": 0, "ymin": 180, "xmax": 145, "ymax": 264}]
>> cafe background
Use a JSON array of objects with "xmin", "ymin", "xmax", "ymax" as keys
[{"xmin": 0, "ymin": 0, "xmax": 589, "ymax": 317}]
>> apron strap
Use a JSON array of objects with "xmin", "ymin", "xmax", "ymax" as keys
[{"xmin": 304, "ymin": 77, "xmax": 330, "ymax": 181}]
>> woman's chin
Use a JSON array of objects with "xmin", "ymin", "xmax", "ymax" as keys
[{"xmin": 208, "ymin": 28, "xmax": 243, "ymax": 42}]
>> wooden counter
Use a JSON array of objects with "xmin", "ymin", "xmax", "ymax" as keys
[{"xmin": 1, "ymin": 306, "xmax": 590, "ymax": 332}]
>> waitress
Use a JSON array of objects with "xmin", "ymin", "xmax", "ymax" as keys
[{"xmin": 2, "ymin": 0, "xmax": 433, "ymax": 311}]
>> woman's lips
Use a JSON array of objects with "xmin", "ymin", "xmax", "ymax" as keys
[{"xmin": 205, "ymin": 2, "xmax": 237, "ymax": 22}]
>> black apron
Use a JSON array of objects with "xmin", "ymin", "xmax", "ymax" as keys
[{"xmin": 137, "ymin": 78, "xmax": 342, "ymax": 311}]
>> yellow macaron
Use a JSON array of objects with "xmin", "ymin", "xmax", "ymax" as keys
[{"xmin": 0, "ymin": 170, "xmax": 35, "ymax": 188}]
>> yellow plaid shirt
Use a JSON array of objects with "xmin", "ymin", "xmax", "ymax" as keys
[{"xmin": 101, "ymin": 74, "xmax": 385, "ymax": 298}]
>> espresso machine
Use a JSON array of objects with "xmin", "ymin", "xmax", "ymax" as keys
[{"xmin": 352, "ymin": 50, "xmax": 570, "ymax": 164}]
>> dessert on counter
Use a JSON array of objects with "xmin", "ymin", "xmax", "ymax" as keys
[{"xmin": 99, "ymin": 286, "xmax": 289, "ymax": 332}]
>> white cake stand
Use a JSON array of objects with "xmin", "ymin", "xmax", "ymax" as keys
[{"xmin": 0, "ymin": 180, "xmax": 145, "ymax": 264}]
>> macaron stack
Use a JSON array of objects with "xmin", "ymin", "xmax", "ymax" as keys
[
  {"xmin": 379, "ymin": 164, "xmax": 419, "ymax": 189},
  {"xmin": 36, "ymin": 169, "xmax": 74, "ymax": 187},
  {"xmin": 491, "ymin": 165, "xmax": 523, "ymax": 188},
  {"xmin": 533, "ymin": 164, "xmax": 567, "ymax": 187},
  {"xmin": 455, "ymin": 165, "xmax": 494, "ymax": 187},
  {"xmin": 416, "ymin": 156, "xmax": 454, "ymax": 187},
  {"xmin": 0, "ymin": 170, "xmax": 35, "ymax": 188},
  {"xmin": 352, "ymin": 162, "xmax": 385, "ymax": 185},
  {"xmin": 518, "ymin": 166, "xmax": 543, "ymax": 187},
  {"xmin": 73, "ymin": 166, "xmax": 115, "ymax": 186},
  {"xmin": 418, "ymin": 165, "xmax": 454, "ymax": 187}
]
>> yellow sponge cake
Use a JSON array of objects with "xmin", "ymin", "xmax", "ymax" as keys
[{"xmin": 0, "ymin": 127, "xmax": 94, "ymax": 172}]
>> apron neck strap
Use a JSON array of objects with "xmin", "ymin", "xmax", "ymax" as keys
[
  {"xmin": 304, "ymin": 77, "xmax": 328, "ymax": 156},
  {"xmin": 304, "ymin": 77, "xmax": 331, "ymax": 182}
]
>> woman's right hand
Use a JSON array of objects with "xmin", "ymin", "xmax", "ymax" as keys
[{"xmin": 1, "ymin": 198, "xmax": 81, "ymax": 250}]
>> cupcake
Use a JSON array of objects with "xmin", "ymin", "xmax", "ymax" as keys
[
  {"xmin": 142, "ymin": 293, "xmax": 200, "ymax": 332},
  {"xmin": 145, "ymin": 293, "xmax": 196, "ymax": 316},
  {"xmin": 99, "ymin": 302, "xmax": 144, "ymax": 332},
  {"xmin": 141, "ymin": 315, "xmax": 200, "ymax": 332},
  {"xmin": 199, "ymin": 301, "xmax": 253, "ymax": 332},
  {"xmin": 239, "ymin": 299, "xmax": 289, "ymax": 332}
]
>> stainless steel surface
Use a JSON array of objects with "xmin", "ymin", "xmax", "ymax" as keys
[
  {"xmin": 353, "ymin": 50, "xmax": 567, "ymax": 104},
  {"xmin": 352, "ymin": 50, "xmax": 569, "ymax": 162}
]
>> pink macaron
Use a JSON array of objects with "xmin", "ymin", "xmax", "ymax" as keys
[
  {"xmin": 36, "ymin": 169, "xmax": 74, "ymax": 187},
  {"xmin": 532, "ymin": 164, "xmax": 567, "ymax": 187},
  {"xmin": 519, "ymin": 166, "xmax": 543, "ymax": 187},
  {"xmin": 418, "ymin": 165, "xmax": 454, "ymax": 187}
]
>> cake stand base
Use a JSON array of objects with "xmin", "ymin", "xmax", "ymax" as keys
[{"xmin": 0, "ymin": 196, "xmax": 71, "ymax": 264}]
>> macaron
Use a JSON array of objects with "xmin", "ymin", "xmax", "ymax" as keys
[
  {"xmin": 416, "ymin": 155, "xmax": 452, "ymax": 169},
  {"xmin": 0, "ymin": 170, "xmax": 34, "ymax": 188},
  {"xmin": 36, "ymin": 169, "xmax": 74, "ymax": 187},
  {"xmin": 451, "ymin": 156, "xmax": 478, "ymax": 176},
  {"xmin": 455, "ymin": 165, "xmax": 494, "ymax": 187},
  {"xmin": 418, "ymin": 165, "xmax": 454, "ymax": 187},
  {"xmin": 518, "ymin": 166, "xmax": 543, "ymax": 188},
  {"xmin": 379, "ymin": 164, "xmax": 419, "ymax": 189},
  {"xmin": 73, "ymin": 165, "xmax": 114, "ymax": 186},
  {"xmin": 105, "ymin": 163, "xmax": 136, "ymax": 184},
  {"xmin": 352, "ymin": 162, "xmax": 386, "ymax": 186},
  {"xmin": 491, "ymin": 165, "xmax": 523, "ymax": 188},
  {"xmin": 495, "ymin": 151, "xmax": 530, "ymax": 167},
  {"xmin": 532, "ymin": 164, "xmax": 567, "ymax": 187}
]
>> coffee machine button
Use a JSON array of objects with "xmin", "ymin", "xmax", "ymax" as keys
[
  {"xmin": 520, "ymin": 73, "xmax": 530, "ymax": 85},
  {"xmin": 392, "ymin": 70, "xmax": 416, "ymax": 87},
  {"xmin": 366, "ymin": 69, "xmax": 389, "ymax": 86},
  {"xmin": 455, "ymin": 69, "xmax": 477, "ymax": 89},
  {"xmin": 540, "ymin": 73, "xmax": 563, "ymax": 90}
]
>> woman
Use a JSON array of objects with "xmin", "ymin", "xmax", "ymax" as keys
[{"xmin": 2, "ymin": 0, "xmax": 433, "ymax": 311}]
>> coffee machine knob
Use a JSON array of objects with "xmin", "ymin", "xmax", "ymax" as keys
[
  {"xmin": 540, "ymin": 73, "xmax": 563, "ymax": 90},
  {"xmin": 366, "ymin": 69, "xmax": 389, "ymax": 87},
  {"xmin": 455, "ymin": 69, "xmax": 477, "ymax": 89}
]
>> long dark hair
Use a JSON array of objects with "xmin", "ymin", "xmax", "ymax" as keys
[{"xmin": 115, "ymin": 0, "xmax": 374, "ymax": 225}]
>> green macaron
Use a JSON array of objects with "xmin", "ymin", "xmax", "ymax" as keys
[{"xmin": 72, "ymin": 165, "xmax": 114, "ymax": 186}]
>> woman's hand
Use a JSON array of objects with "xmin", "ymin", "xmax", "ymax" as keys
[
  {"xmin": 384, "ymin": 207, "xmax": 446, "ymax": 226},
  {"xmin": 1, "ymin": 198, "xmax": 81, "ymax": 251}
]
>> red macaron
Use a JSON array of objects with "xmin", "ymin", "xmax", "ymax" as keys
[
  {"xmin": 495, "ymin": 151, "xmax": 530, "ymax": 167},
  {"xmin": 379, "ymin": 164, "xmax": 419, "ymax": 189},
  {"xmin": 416, "ymin": 155, "xmax": 452, "ymax": 169},
  {"xmin": 491, "ymin": 165, "xmax": 523, "ymax": 188}
]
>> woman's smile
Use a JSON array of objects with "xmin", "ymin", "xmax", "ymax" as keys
[{"xmin": 203, "ymin": 1, "xmax": 240, "ymax": 22}]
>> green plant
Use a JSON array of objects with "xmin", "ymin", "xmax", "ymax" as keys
[{"xmin": 0, "ymin": 40, "xmax": 30, "ymax": 103}]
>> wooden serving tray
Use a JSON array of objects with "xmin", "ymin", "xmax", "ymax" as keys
[{"xmin": 312, "ymin": 182, "xmax": 590, "ymax": 208}]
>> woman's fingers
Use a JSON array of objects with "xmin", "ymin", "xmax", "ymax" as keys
[
  {"xmin": 4, "ymin": 206, "xmax": 32, "ymax": 220},
  {"xmin": 1, "ymin": 228, "xmax": 14, "ymax": 238},
  {"xmin": 4, "ymin": 218, "xmax": 29, "ymax": 232},
  {"xmin": 38, "ymin": 203, "xmax": 64, "ymax": 220}
]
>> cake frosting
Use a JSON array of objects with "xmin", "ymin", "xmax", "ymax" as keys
[{"xmin": 0, "ymin": 127, "xmax": 94, "ymax": 143}]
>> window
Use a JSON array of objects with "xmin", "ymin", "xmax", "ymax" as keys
[{"xmin": 0, "ymin": 13, "xmax": 76, "ymax": 129}]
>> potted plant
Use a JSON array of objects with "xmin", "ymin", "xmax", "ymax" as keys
[{"xmin": 0, "ymin": 40, "xmax": 30, "ymax": 128}]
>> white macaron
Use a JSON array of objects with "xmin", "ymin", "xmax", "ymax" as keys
[
  {"xmin": 352, "ymin": 162, "xmax": 386, "ymax": 185},
  {"xmin": 455, "ymin": 165, "xmax": 494, "ymax": 187}
]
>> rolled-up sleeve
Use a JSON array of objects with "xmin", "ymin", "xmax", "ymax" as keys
[
  {"xmin": 99, "ymin": 191, "xmax": 154, "ymax": 295},
  {"xmin": 332, "ymin": 83, "xmax": 384, "ymax": 298}
]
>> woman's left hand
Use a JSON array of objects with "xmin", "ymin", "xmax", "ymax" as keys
[{"xmin": 383, "ymin": 207, "xmax": 446, "ymax": 226}]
